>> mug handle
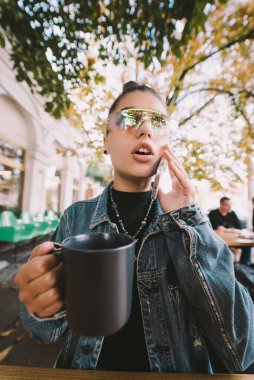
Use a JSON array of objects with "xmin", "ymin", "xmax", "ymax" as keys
[{"xmin": 49, "ymin": 242, "xmax": 63, "ymax": 258}]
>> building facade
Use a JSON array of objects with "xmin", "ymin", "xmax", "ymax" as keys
[{"xmin": 0, "ymin": 48, "xmax": 88, "ymax": 216}]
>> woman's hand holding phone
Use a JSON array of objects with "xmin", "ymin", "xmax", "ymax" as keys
[{"xmin": 157, "ymin": 145, "xmax": 197, "ymax": 213}]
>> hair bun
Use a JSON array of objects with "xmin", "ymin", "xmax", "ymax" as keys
[{"xmin": 123, "ymin": 81, "xmax": 139, "ymax": 91}]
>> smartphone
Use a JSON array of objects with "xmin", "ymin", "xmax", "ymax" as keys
[{"xmin": 152, "ymin": 157, "xmax": 167, "ymax": 199}]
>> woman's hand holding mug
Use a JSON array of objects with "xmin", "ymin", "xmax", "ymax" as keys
[
  {"xmin": 14, "ymin": 241, "xmax": 64, "ymax": 318},
  {"xmin": 15, "ymin": 233, "xmax": 136, "ymax": 337}
]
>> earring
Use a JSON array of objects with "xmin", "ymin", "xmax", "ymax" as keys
[{"xmin": 104, "ymin": 150, "xmax": 108, "ymax": 155}]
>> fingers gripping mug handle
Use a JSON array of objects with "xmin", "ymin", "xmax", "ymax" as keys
[{"xmin": 50, "ymin": 242, "xmax": 63, "ymax": 258}]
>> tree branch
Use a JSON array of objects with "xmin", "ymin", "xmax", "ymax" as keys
[
  {"xmin": 176, "ymin": 87, "xmax": 254, "ymax": 105},
  {"xmin": 178, "ymin": 87, "xmax": 253, "ymax": 139},
  {"xmin": 178, "ymin": 95, "xmax": 218, "ymax": 126},
  {"xmin": 229, "ymin": 94, "xmax": 252, "ymax": 129},
  {"xmin": 166, "ymin": 28, "xmax": 254, "ymax": 106},
  {"xmin": 180, "ymin": 29, "xmax": 254, "ymax": 81}
]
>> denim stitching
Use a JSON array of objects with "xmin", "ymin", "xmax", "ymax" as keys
[{"xmin": 185, "ymin": 227, "xmax": 243, "ymax": 371}]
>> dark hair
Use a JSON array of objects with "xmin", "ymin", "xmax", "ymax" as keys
[
  {"xmin": 108, "ymin": 81, "xmax": 165, "ymax": 115},
  {"xmin": 220, "ymin": 197, "xmax": 230, "ymax": 204}
]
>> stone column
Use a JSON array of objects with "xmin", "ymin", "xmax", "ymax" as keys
[
  {"xmin": 77, "ymin": 161, "xmax": 88, "ymax": 201},
  {"xmin": 23, "ymin": 148, "xmax": 48, "ymax": 214},
  {"xmin": 59, "ymin": 156, "xmax": 75, "ymax": 211}
]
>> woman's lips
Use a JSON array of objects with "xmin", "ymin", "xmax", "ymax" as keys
[
  {"xmin": 131, "ymin": 153, "xmax": 154, "ymax": 162},
  {"xmin": 131, "ymin": 143, "xmax": 154, "ymax": 155}
]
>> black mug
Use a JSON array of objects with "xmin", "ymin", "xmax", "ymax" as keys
[{"xmin": 53, "ymin": 232, "xmax": 136, "ymax": 337}]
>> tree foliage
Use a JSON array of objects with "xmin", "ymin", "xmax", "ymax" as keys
[
  {"xmin": 164, "ymin": 1, "xmax": 254, "ymax": 190},
  {"xmin": 0, "ymin": 0, "xmax": 226, "ymax": 117},
  {"xmin": 63, "ymin": 1, "xmax": 254, "ymax": 191},
  {"xmin": 1, "ymin": 0, "xmax": 253, "ymax": 192}
]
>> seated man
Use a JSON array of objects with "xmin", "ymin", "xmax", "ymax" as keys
[{"xmin": 208, "ymin": 197, "xmax": 251, "ymax": 265}]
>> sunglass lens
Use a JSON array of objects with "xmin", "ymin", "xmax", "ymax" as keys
[
  {"xmin": 122, "ymin": 111, "xmax": 139, "ymax": 127},
  {"xmin": 151, "ymin": 115, "xmax": 167, "ymax": 128},
  {"xmin": 108, "ymin": 109, "xmax": 177, "ymax": 137},
  {"xmin": 114, "ymin": 112, "xmax": 138, "ymax": 129}
]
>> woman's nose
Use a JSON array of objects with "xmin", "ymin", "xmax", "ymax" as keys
[{"xmin": 135, "ymin": 119, "xmax": 154, "ymax": 138}]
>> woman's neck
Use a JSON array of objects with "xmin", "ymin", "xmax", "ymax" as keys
[{"xmin": 112, "ymin": 176, "xmax": 152, "ymax": 193}]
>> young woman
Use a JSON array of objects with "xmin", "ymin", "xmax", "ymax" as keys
[{"xmin": 15, "ymin": 82, "xmax": 254, "ymax": 373}]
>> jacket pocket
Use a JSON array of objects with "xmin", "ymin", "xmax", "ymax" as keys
[
  {"xmin": 167, "ymin": 283, "xmax": 185, "ymax": 333},
  {"xmin": 55, "ymin": 329, "xmax": 80, "ymax": 368}
]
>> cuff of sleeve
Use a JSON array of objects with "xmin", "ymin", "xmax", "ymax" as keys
[
  {"xmin": 170, "ymin": 203, "xmax": 205, "ymax": 226},
  {"xmin": 159, "ymin": 203, "xmax": 207, "ymax": 228},
  {"xmin": 29, "ymin": 309, "xmax": 66, "ymax": 322}
]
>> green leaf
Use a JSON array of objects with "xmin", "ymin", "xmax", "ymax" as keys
[
  {"xmin": 0, "ymin": 32, "xmax": 5, "ymax": 48},
  {"xmin": 45, "ymin": 102, "xmax": 54, "ymax": 113}
]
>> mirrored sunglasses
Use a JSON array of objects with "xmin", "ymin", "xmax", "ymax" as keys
[{"xmin": 107, "ymin": 108, "xmax": 178, "ymax": 137}]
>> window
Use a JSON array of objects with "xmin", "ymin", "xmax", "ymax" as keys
[
  {"xmin": 0, "ymin": 139, "xmax": 25, "ymax": 214},
  {"xmin": 45, "ymin": 167, "xmax": 61, "ymax": 213}
]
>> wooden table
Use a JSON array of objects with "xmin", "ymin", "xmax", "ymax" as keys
[
  {"xmin": 215, "ymin": 230, "xmax": 254, "ymax": 248},
  {"xmin": 0, "ymin": 366, "xmax": 253, "ymax": 380}
]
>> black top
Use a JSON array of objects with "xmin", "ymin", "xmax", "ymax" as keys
[
  {"xmin": 208, "ymin": 208, "xmax": 241, "ymax": 230},
  {"xmin": 97, "ymin": 188, "xmax": 155, "ymax": 371}
]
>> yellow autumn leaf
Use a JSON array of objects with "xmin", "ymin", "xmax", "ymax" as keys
[
  {"xmin": 0, "ymin": 345, "xmax": 13, "ymax": 362},
  {"xmin": 0, "ymin": 328, "xmax": 16, "ymax": 338}
]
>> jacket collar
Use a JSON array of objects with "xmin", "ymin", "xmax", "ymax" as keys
[
  {"xmin": 89, "ymin": 182, "xmax": 164, "ymax": 230},
  {"xmin": 90, "ymin": 183, "xmax": 112, "ymax": 229}
]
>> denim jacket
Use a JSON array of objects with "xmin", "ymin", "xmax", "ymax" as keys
[{"xmin": 20, "ymin": 184, "xmax": 254, "ymax": 373}]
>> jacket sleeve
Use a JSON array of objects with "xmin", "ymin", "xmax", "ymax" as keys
[
  {"xmin": 19, "ymin": 212, "xmax": 69, "ymax": 342},
  {"xmin": 162, "ymin": 204, "xmax": 254, "ymax": 372}
]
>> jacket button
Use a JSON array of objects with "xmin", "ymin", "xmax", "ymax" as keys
[
  {"xmin": 82, "ymin": 345, "xmax": 94, "ymax": 355},
  {"xmin": 180, "ymin": 212, "xmax": 188, "ymax": 220}
]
